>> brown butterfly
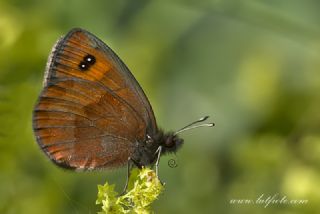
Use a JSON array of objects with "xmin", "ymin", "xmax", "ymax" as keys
[{"xmin": 32, "ymin": 28, "xmax": 213, "ymax": 190}]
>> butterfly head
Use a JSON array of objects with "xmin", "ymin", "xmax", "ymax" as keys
[
  {"xmin": 146, "ymin": 131, "xmax": 183, "ymax": 155},
  {"xmin": 162, "ymin": 132, "xmax": 184, "ymax": 154}
]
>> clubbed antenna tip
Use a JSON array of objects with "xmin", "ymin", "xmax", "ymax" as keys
[{"xmin": 174, "ymin": 116, "xmax": 215, "ymax": 135}]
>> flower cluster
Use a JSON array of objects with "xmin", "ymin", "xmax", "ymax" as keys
[{"xmin": 96, "ymin": 168, "xmax": 164, "ymax": 214}]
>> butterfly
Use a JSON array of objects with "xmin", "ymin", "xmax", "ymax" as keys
[{"xmin": 32, "ymin": 28, "xmax": 213, "ymax": 189}]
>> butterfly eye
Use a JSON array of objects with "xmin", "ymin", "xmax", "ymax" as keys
[{"xmin": 165, "ymin": 136, "xmax": 175, "ymax": 148}]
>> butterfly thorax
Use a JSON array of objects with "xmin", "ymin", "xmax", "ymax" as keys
[{"xmin": 132, "ymin": 130, "xmax": 184, "ymax": 167}]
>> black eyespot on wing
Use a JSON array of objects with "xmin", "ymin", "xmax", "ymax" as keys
[
  {"xmin": 79, "ymin": 62, "xmax": 89, "ymax": 71},
  {"xmin": 78, "ymin": 54, "xmax": 96, "ymax": 71},
  {"xmin": 84, "ymin": 54, "xmax": 96, "ymax": 65}
]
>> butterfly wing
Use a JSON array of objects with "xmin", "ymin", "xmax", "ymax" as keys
[{"xmin": 33, "ymin": 28, "xmax": 157, "ymax": 170}]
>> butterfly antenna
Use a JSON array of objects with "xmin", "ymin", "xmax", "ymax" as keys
[{"xmin": 174, "ymin": 116, "xmax": 214, "ymax": 135}]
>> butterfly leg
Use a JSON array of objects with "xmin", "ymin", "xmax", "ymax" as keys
[
  {"xmin": 120, "ymin": 158, "xmax": 132, "ymax": 195},
  {"xmin": 155, "ymin": 146, "xmax": 165, "ymax": 185},
  {"xmin": 120, "ymin": 157, "xmax": 142, "ymax": 195}
]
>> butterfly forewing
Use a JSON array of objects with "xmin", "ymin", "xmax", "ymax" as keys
[{"xmin": 33, "ymin": 28, "xmax": 157, "ymax": 170}]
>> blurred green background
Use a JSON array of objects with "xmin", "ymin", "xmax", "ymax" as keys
[{"xmin": 1, "ymin": 0, "xmax": 320, "ymax": 213}]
